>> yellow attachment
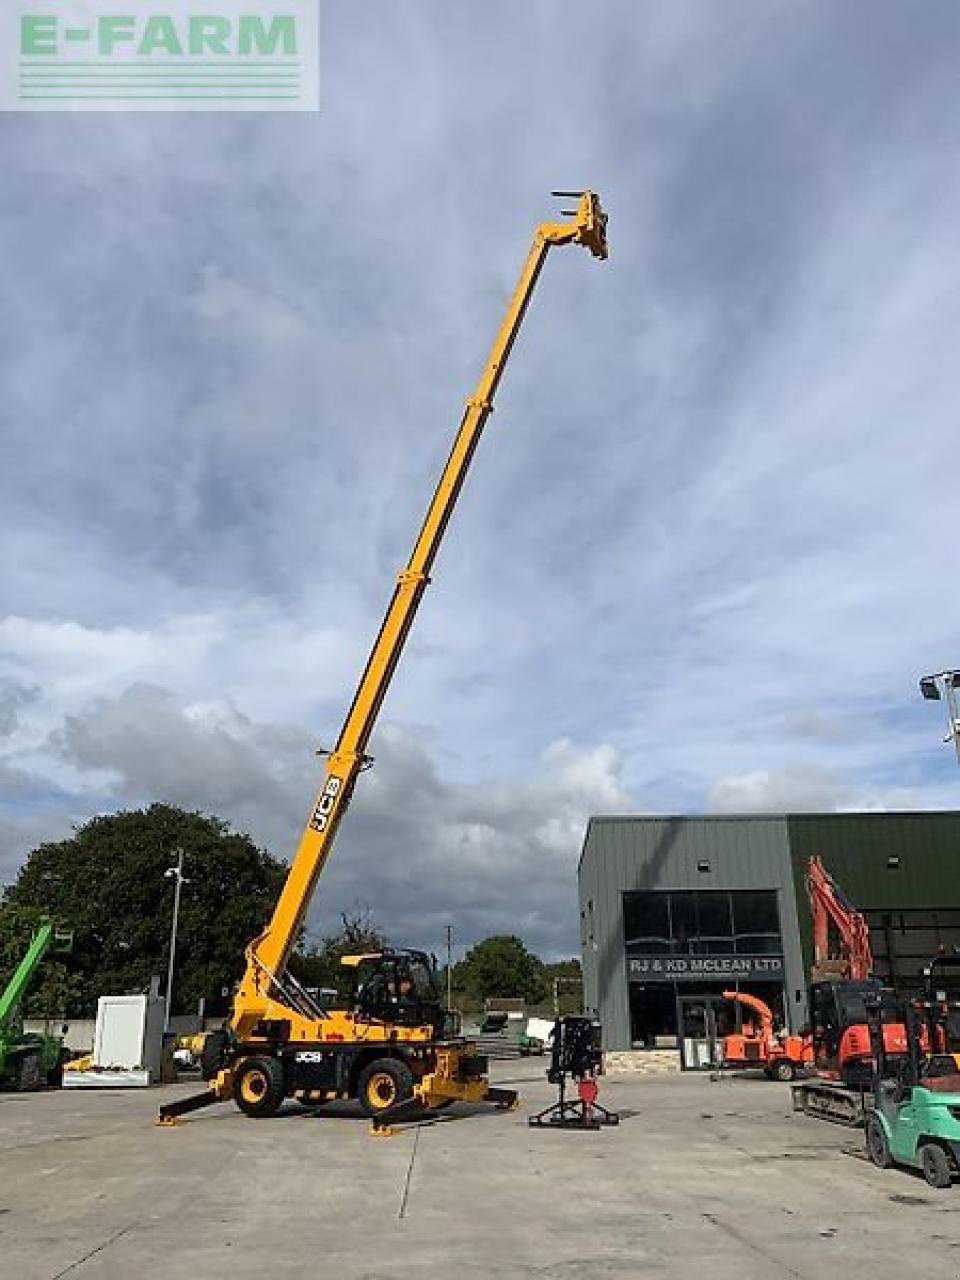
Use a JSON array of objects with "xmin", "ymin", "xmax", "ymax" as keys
[
  {"xmin": 339, "ymin": 953, "xmax": 383, "ymax": 968},
  {"xmin": 63, "ymin": 1054, "xmax": 93, "ymax": 1072}
]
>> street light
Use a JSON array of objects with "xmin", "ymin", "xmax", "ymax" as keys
[
  {"xmin": 919, "ymin": 670, "xmax": 960, "ymax": 765},
  {"xmin": 163, "ymin": 847, "xmax": 190, "ymax": 1031}
]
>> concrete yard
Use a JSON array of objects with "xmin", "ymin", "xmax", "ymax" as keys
[{"xmin": 2, "ymin": 1062, "xmax": 960, "ymax": 1279}]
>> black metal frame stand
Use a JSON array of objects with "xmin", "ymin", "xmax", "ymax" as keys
[{"xmin": 527, "ymin": 1072, "xmax": 620, "ymax": 1130}]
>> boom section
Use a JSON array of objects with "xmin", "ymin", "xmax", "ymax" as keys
[
  {"xmin": 0, "ymin": 920, "xmax": 55, "ymax": 1027},
  {"xmin": 234, "ymin": 194, "xmax": 607, "ymax": 1020},
  {"xmin": 807, "ymin": 855, "xmax": 874, "ymax": 981}
]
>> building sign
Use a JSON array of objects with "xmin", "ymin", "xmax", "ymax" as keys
[{"xmin": 627, "ymin": 954, "xmax": 784, "ymax": 983}]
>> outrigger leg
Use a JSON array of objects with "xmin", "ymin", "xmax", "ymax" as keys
[{"xmin": 156, "ymin": 1087, "xmax": 222, "ymax": 1127}]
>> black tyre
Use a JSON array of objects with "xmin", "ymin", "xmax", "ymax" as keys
[
  {"xmin": 772, "ymin": 1059, "xmax": 796, "ymax": 1083},
  {"xmin": 233, "ymin": 1056, "xmax": 286, "ymax": 1118},
  {"xmin": 46, "ymin": 1051, "xmax": 68, "ymax": 1088},
  {"xmin": 200, "ymin": 1029, "xmax": 229, "ymax": 1081},
  {"xmin": 865, "ymin": 1115, "xmax": 893, "ymax": 1169},
  {"xmin": 17, "ymin": 1053, "xmax": 41, "ymax": 1093},
  {"xmin": 920, "ymin": 1142, "xmax": 952, "ymax": 1189},
  {"xmin": 357, "ymin": 1058, "xmax": 414, "ymax": 1118}
]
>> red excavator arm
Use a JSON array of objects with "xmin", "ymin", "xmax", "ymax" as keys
[{"xmin": 806, "ymin": 855, "xmax": 873, "ymax": 981}]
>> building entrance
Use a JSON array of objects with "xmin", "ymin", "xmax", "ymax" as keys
[
  {"xmin": 678, "ymin": 994, "xmax": 721, "ymax": 1070},
  {"xmin": 629, "ymin": 979, "xmax": 787, "ymax": 1067}
]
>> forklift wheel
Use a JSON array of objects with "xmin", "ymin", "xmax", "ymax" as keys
[
  {"xmin": 357, "ymin": 1058, "xmax": 414, "ymax": 1117},
  {"xmin": 233, "ymin": 1056, "xmax": 285, "ymax": 1118},
  {"xmin": 865, "ymin": 1115, "xmax": 892, "ymax": 1169},
  {"xmin": 771, "ymin": 1060, "xmax": 796, "ymax": 1083},
  {"xmin": 920, "ymin": 1143, "xmax": 953, "ymax": 1189}
]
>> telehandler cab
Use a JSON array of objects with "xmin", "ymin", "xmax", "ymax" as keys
[{"xmin": 159, "ymin": 192, "xmax": 608, "ymax": 1132}]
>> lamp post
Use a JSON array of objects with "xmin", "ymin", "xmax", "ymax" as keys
[
  {"xmin": 919, "ymin": 670, "xmax": 960, "ymax": 765},
  {"xmin": 445, "ymin": 924, "xmax": 453, "ymax": 1012},
  {"xmin": 163, "ymin": 848, "xmax": 189, "ymax": 1032}
]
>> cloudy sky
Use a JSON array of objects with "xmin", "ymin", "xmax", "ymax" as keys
[{"xmin": 2, "ymin": 2, "xmax": 960, "ymax": 959}]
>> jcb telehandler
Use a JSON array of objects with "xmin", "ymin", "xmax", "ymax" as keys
[{"xmin": 159, "ymin": 192, "xmax": 608, "ymax": 1131}]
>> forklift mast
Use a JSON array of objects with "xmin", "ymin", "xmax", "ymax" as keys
[
  {"xmin": 230, "ymin": 194, "xmax": 608, "ymax": 1038},
  {"xmin": 806, "ymin": 855, "xmax": 874, "ymax": 982}
]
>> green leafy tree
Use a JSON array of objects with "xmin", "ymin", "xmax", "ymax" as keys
[
  {"xmin": 453, "ymin": 935, "xmax": 546, "ymax": 1006},
  {"xmin": 289, "ymin": 910, "xmax": 387, "ymax": 993},
  {"xmin": 3, "ymin": 804, "xmax": 286, "ymax": 1017},
  {"xmin": 543, "ymin": 957, "xmax": 583, "ymax": 1014}
]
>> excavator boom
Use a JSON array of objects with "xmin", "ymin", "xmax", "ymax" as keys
[{"xmin": 806, "ymin": 855, "xmax": 874, "ymax": 981}]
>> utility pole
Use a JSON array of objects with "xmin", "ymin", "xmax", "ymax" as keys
[
  {"xmin": 163, "ymin": 848, "xmax": 189, "ymax": 1032},
  {"xmin": 445, "ymin": 924, "xmax": 453, "ymax": 1011}
]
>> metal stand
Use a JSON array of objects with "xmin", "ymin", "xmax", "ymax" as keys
[{"xmin": 527, "ymin": 1018, "xmax": 620, "ymax": 1130}]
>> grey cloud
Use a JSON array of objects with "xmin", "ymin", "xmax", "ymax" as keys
[
  {"xmin": 0, "ymin": 681, "xmax": 38, "ymax": 737},
  {"xmin": 49, "ymin": 684, "xmax": 630, "ymax": 956},
  {"xmin": 708, "ymin": 763, "xmax": 854, "ymax": 814}
]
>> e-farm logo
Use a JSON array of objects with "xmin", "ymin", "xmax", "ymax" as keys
[{"xmin": 2, "ymin": 2, "xmax": 318, "ymax": 111}]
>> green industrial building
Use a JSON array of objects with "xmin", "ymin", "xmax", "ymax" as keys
[{"xmin": 578, "ymin": 812, "xmax": 960, "ymax": 1066}]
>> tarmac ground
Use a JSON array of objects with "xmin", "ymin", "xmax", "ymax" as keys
[{"xmin": 2, "ymin": 1060, "xmax": 960, "ymax": 1279}]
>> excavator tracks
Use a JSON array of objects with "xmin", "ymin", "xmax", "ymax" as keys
[{"xmin": 791, "ymin": 1078, "xmax": 866, "ymax": 1127}]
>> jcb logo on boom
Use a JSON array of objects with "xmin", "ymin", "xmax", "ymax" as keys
[{"xmin": 310, "ymin": 776, "xmax": 341, "ymax": 833}]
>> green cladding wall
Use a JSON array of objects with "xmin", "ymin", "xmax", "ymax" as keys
[{"xmin": 786, "ymin": 811, "xmax": 960, "ymax": 969}]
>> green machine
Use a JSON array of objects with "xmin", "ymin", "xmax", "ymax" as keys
[
  {"xmin": 0, "ymin": 918, "xmax": 73, "ymax": 1091},
  {"xmin": 864, "ymin": 997, "xmax": 960, "ymax": 1189}
]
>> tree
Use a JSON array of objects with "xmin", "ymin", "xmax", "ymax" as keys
[
  {"xmin": 453, "ymin": 935, "xmax": 546, "ymax": 1006},
  {"xmin": 3, "ymin": 804, "xmax": 286, "ymax": 1017},
  {"xmin": 543, "ymin": 957, "xmax": 583, "ymax": 1015},
  {"xmin": 289, "ymin": 910, "xmax": 387, "ymax": 993}
]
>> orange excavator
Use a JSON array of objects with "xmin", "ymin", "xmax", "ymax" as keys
[
  {"xmin": 792, "ymin": 856, "xmax": 911, "ymax": 1123},
  {"xmin": 720, "ymin": 988, "xmax": 812, "ymax": 1082},
  {"xmin": 723, "ymin": 856, "xmax": 910, "ymax": 1116}
]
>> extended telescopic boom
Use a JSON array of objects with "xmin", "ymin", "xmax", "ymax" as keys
[{"xmin": 232, "ymin": 193, "xmax": 608, "ymax": 1034}]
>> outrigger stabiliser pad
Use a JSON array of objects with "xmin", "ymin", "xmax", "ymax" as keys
[{"xmin": 527, "ymin": 1017, "xmax": 619, "ymax": 1132}]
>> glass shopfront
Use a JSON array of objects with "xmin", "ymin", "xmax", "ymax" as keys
[{"xmin": 624, "ymin": 889, "xmax": 786, "ymax": 1065}]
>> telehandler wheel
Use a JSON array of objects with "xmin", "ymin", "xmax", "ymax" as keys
[
  {"xmin": 865, "ymin": 1115, "xmax": 892, "ymax": 1169},
  {"xmin": 772, "ymin": 1060, "xmax": 796, "ymax": 1083},
  {"xmin": 234, "ymin": 1056, "xmax": 285, "ymax": 1118},
  {"xmin": 920, "ymin": 1142, "xmax": 953, "ymax": 1189},
  {"xmin": 357, "ymin": 1058, "xmax": 414, "ymax": 1118},
  {"xmin": 17, "ymin": 1052, "xmax": 41, "ymax": 1093}
]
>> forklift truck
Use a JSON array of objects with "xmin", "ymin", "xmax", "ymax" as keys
[{"xmin": 864, "ymin": 995, "xmax": 960, "ymax": 1189}]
